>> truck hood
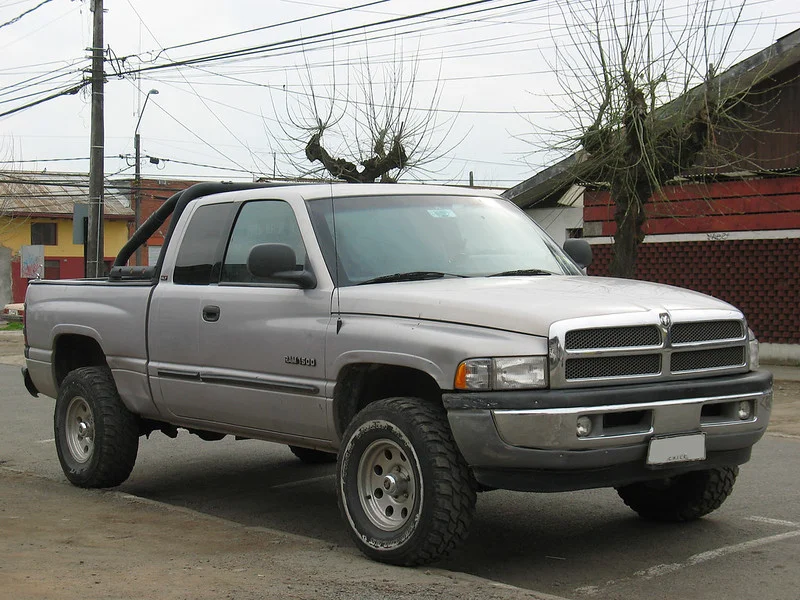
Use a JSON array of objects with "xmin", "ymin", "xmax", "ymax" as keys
[{"xmin": 337, "ymin": 276, "xmax": 739, "ymax": 337}]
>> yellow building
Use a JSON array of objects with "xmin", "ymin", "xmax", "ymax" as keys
[{"xmin": 0, "ymin": 171, "xmax": 133, "ymax": 303}]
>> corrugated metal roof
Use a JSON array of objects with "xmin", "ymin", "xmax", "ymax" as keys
[{"xmin": 0, "ymin": 171, "xmax": 132, "ymax": 216}]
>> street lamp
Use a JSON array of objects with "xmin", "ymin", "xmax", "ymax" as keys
[{"xmin": 134, "ymin": 88, "xmax": 158, "ymax": 265}]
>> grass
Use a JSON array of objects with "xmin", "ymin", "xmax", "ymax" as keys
[{"xmin": 0, "ymin": 321, "xmax": 23, "ymax": 331}]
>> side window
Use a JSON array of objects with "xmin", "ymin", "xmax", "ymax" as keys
[
  {"xmin": 221, "ymin": 200, "xmax": 307, "ymax": 284},
  {"xmin": 173, "ymin": 203, "xmax": 232, "ymax": 285}
]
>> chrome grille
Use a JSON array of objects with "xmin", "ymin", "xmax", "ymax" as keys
[
  {"xmin": 565, "ymin": 325, "xmax": 661, "ymax": 350},
  {"xmin": 566, "ymin": 354, "xmax": 661, "ymax": 380},
  {"xmin": 551, "ymin": 313, "xmax": 749, "ymax": 388},
  {"xmin": 671, "ymin": 320, "xmax": 744, "ymax": 344},
  {"xmin": 671, "ymin": 346, "xmax": 745, "ymax": 372}
]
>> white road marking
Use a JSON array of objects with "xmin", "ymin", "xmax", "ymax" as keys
[
  {"xmin": 574, "ymin": 585, "xmax": 603, "ymax": 596},
  {"xmin": 575, "ymin": 520, "xmax": 800, "ymax": 596},
  {"xmin": 634, "ymin": 530, "xmax": 800, "ymax": 580},
  {"xmin": 269, "ymin": 474, "xmax": 335, "ymax": 489},
  {"xmin": 35, "ymin": 438, "xmax": 55, "ymax": 444},
  {"xmin": 747, "ymin": 515, "xmax": 800, "ymax": 528}
]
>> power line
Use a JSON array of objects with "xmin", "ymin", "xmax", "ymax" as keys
[
  {"xmin": 149, "ymin": 0, "xmax": 394, "ymax": 57},
  {"xmin": 0, "ymin": 80, "xmax": 88, "ymax": 118},
  {"xmin": 124, "ymin": 0, "xmax": 271, "ymax": 175},
  {"xmin": 0, "ymin": 58, "xmax": 87, "ymax": 99},
  {"xmin": 118, "ymin": 0, "xmax": 541, "ymax": 76},
  {"xmin": 118, "ymin": 0, "xmax": 776, "ymax": 78},
  {"xmin": 0, "ymin": 156, "xmax": 91, "ymax": 163},
  {"xmin": 145, "ymin": 93, "xmax": 260, "ymax": 176},
  {"xmin": 154, "ymin": 66, "xmax": 562, "ymax": 116},
  {"xmin": 0, "ymin": 0, "xmax": 54, "ymax": 30}
]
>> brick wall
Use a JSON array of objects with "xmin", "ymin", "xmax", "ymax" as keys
[
  {"xmin": 584, "ymin": 178, "xmax": 800, "ymax": 236},
  {"xmin": 588, "ymin": 239, "xmax": 800, "ymax": 344}
]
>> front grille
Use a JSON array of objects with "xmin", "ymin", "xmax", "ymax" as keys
[
  {"xmin": 671, "ymin": 346, "xmax": 745, "ymax": 372},
  {"xmin": 671, "ymin": 320, "xmax": 744, "ymax": 344},
  {"xmin": 553, "ymin": 315, "xmax": 748, "ymax": 388},
  {"xmin": 565, "ymin": 325, "xmax": 661, "ymax": 350},
  {"xmin": 566, "ymin": 354, "xmax": 661, "ymax": 380}
]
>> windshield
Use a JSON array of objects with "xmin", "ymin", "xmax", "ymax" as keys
[{"xmin": 307, "ymin": 194, "xmax": 583, "ymax": 286}]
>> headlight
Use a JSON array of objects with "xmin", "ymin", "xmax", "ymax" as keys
[
  {"xmin": 455, "ymin": 356, "xmax": 548, "ymax": 390},
  {"xmin": 748, "ymin": 328, "xmax": 759, "ymax": 371}
]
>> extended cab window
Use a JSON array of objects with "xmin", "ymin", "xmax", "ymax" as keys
[
  {"xmin": 173, "ymin": 203, "xmax": 232, "ymax": 285},
  {"xmin": 221, "ymin": 200, "xmax": 308, "ymax": 284}
]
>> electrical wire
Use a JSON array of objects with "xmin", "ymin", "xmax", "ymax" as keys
[
  {"xmin": 0, "ymin": 0, "xmax": 54, "ymax": 30},
  {"xmin": 150, "ymin": 0, "xmax": 394, "ymax": 57},
  {"xmin": 124, "ymin": 0, "xmax": 272, "ymax": 175},
  {"xmin": 0, "ymin": 80, "xmax": 88, "ymax": 118},
  {"xmin": 143, "ymin": 93, "xmax": 260, "ymax": 176},
  {"xmin": 118, "ymin": 0, "xmax": 543, "ymax": 76}
]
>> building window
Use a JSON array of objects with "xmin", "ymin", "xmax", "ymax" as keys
[
  {"xmin": 31, "ymin": 223, "xmax": 57, "ymax": 245},
  {"xmin": 44, "ymin": 259, "xmax": 61, "ymax": 280}
]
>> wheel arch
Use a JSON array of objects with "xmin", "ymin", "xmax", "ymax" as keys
[
  {"xmin": 53, "ymin": 333, "xmax": 108, "ymax": 390},
  {"xmin": 332, "ymin": 361, "xmax": 444, "ymax": 441}
]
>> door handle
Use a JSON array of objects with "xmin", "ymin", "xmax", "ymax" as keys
[{"xmin": 202, "ymin": 305, "xmax": 220, "ymax": 322}]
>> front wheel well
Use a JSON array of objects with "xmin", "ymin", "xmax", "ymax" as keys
[
  {"xmin": 54, "ymin": 334, "xmax": 108, "ymax": 388},
  {"xmin": 333, "ymin": 363, "xmax": 442, "ymax": 440}
]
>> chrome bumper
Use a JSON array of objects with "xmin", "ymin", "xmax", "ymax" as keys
[
  {"xmin": 443, "ymin": 370, "xmax": 773, "ymax": 485},
  {"xmin": 492, "ymin": 388, "xmax": 771, "ymax": 451}
]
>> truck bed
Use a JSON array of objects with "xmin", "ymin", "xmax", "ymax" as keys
[{"xmin": 25, "ymin": 279, "xmax": 156, "ymax": 414}]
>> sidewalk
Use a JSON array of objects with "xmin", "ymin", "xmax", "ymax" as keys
[
  {"xmin": 0, "ymin": 468, "xmax": 542, "ymax": 600},
  {"xmin": 766, "ymin": 364, "xmax": 800, "ymax": 382}
]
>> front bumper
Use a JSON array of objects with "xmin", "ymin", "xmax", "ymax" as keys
[{"xmin": 443, "ymin": 370, "xmax": 772, "ymax": 492}]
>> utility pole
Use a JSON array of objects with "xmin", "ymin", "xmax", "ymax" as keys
[
  {"xmin": 133, "ymin": 132, "xmax": 141, "ymax": 265},
  {"xmin": 133, "ymin": 88, "xmax": 158, "ymax": 266},
  {"xmin": 86, "ymin": 0, "xmax": 104, "ymax": 278}
]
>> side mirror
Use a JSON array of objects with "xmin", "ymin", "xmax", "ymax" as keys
[
  {"xmin": 247, "ymin": 243, "xmax": 316, "ymax": 288},
  {"xmin": 563, "ymin": 238, "xmax": 593, "ymax": 269}
]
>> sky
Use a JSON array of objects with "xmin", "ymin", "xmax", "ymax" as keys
[{"xmin": 0, "ymin": 0, "xmax": 798, "ymax": 189}]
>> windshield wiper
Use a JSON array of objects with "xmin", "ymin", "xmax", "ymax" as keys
[
  {"xmin": 487, "ymin": 268, "xmax": 556, "ymax": 277},
  {"xmin": 357, "ymin": 271, "xmax": 467, "ymax": 285}
]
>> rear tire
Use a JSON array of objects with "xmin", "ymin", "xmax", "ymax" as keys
[
  {"xmin": 337, "ymin": 397, "xmax": 476, "ymax": 566},
  {"xmin": 54, "ymin": 366, "xmax": 139, "ymax": 488},
  {"xmin": 288, "ymin": 445, "xmax": 337, "ymax": 464},
  {"xmin": 616, "ymin": 467, "xmax": 738, "ymax": 522}
]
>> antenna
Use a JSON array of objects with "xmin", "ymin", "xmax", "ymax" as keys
[{"xmin": 330, "ymin": 181, "xmax": 343, "ymax": 333}]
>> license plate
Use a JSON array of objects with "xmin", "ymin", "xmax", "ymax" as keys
[
  {"xmin": 7, "ymin": 309, "xmax": 17, "ymax": 316},
  {"xmin": 647, "ymin": 433, "xmax": 706, "ymax": 466}
]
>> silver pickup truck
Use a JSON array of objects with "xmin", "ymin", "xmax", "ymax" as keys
[{"xmin": 22, "ymin": 182, "xmax": 772, "ymax": 566}]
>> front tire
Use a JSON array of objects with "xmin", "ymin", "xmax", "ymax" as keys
[
  {"xmin": 616, "ymin": 467, "xmax": 738, "ymax": 522},
  {"xmin": 54, "ymin": 366, "xmax": 139, "ymax": 488},
  {"xmin": 337, "ymin": 397, "xmax": 476, "ymax": 566}
]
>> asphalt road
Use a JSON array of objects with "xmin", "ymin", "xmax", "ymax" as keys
[{"xmin": 1, "ymin": 363, "xmax": 798, "ymax": 600}]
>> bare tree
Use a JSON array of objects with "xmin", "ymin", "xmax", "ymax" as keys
[
  {"xmin": 538, "ymin": 0, "xmax": 766, "ymax": 277},
  {"xmin": 273, "ymin": 45, "xmax": 460, "ymax": 183}
]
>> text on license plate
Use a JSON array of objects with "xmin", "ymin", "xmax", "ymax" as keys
[{"xmin": 647, "ymin": 433, "xmax": 706, "ymax": 466}]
